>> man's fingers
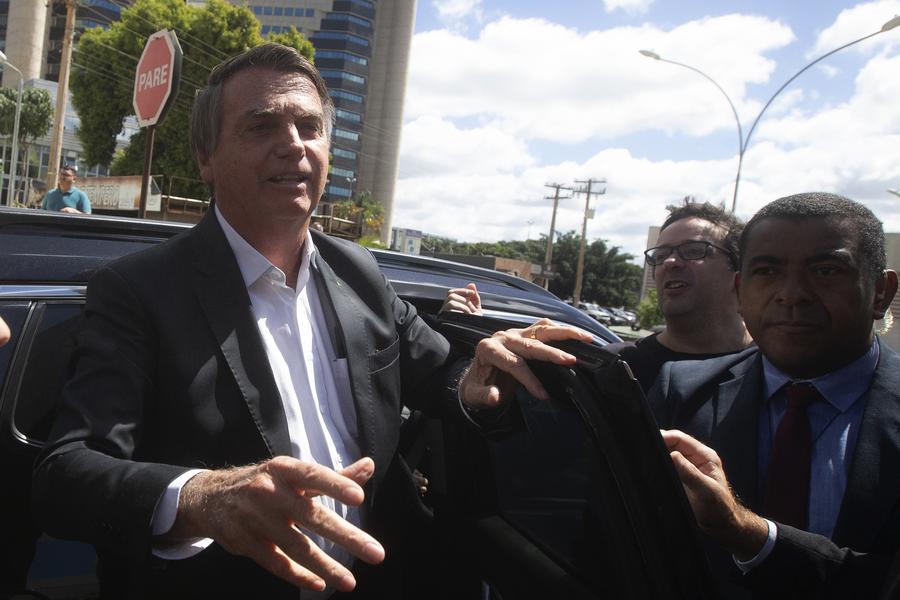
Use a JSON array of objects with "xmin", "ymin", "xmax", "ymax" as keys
[
  {"xmin": 277, "ymin": 526, "xmax": 359, "ymax": 592},
  {"xmin": 291, "ymin": 495, "xmax": 385, "ymax": 565},
  {"xmin": 267, "ymin": 457, "xmax": 365, "ymax": 506},
  {"xmin": 305, "ymin": 457, "xmax": 375, "ymax": 499},
  {"xmin": 247, "ymin": 537, "xmax": 328, "ymax": 592},
  {"xmin": 660, "ymin": 429, "xmax": 721, "ymax": 470}
]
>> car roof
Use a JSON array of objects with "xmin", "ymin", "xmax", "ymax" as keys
[{"xmin": 0, "ymin": 207, "xmax": 618, "ymax": 343}]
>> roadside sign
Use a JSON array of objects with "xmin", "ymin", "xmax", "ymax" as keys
[{"xmin": 133, "ymin": 29, "xmax": 183, "ymax": 128}]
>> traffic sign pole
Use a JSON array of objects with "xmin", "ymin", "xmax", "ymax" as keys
[
  {"xmin": 133, "ymin": 29, "xmax": 182, "ymax": 218},
  {"xmin": 139, "ymin": 125, "xmax": 155, "ymax": 218}
]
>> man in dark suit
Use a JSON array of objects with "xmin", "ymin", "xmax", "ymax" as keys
[
  {"xmin": 32, "ymin": 44, "xmax": 589, "ymax": 598},
  {"xmin": 651, "ymin": 192, "xmax": 900, "ymax": 598}
]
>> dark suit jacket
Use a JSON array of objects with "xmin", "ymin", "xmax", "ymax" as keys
[
  {"xmin": 649, "ymin": 341, "xmax": 900, "ymax": 599},
  {"xmin": 32, "ymin": 213, "xmax": 459, "ymax": 598}
]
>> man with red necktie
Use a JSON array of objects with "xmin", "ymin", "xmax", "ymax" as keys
[{"xmin": 649, "ymin": 192, "xmax": 900, "ymax": 599}]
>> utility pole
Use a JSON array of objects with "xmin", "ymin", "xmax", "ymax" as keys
[
  {"xmin": 45, "ymin": 0, "xmax": 76, "ymax": 190},
  {"xmin": 543, "ymin": 183, "xmax": 571, "ymax": 290},
  {"xmin": 572, "ymin": 178, "xmax": 607, "ymax": 305}
]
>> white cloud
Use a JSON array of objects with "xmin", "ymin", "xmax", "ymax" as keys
[
  {"xmin": 603, "ymin": 0, "xmax": 654, "ymax": 16},
  {"xmin": 406, "ymin": 15, "xmax": 794, "ymax": 143},
  {"xmin": 395, "ymin": 11, "xmax": 900, "ymax": 263},
  {"xmin": 399, "ymin": 116, "xmax": 535, "ymax": 177},
  {"xmin": 818, "ymin": 64, "xmax": 841, "ymax": 78},
  {"xmin": 809, "ymin": 0, "xmax": 900, "ymax": 58},
  {"xmin": 432, "ymin": 0, "xmax": 483, "ymax": 29}
]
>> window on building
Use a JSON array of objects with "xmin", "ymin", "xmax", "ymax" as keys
[
  {"xmin": 333, "ymin": 148, "xmax": 357, "ymax": 160},
  {"xmin": 315, "ymin": 50, "xmax": 368, "ymax": 66},
  {"xmin": 330, "ymin": 89, "xmax": 364, "ymax": 103},
  {"xmin": 334, "ymin": 128, "xmax": 360, "ymax": 142},
  {"xmin": 263, "ymin": 6, "xmax": 273, "ymax": 15},
  {"xmin": 284, "ymin": 7, "xmax": 294, "ymax": 16},
  {"xmin": 273, "ymin": 6, "xmax": 283, "ymax": 16},
  {"xmin": 261, "ymin": 25, "xmax": 270, "ymax": 34},
  {"xmin": 252, "ymin": 6, "xmax": 262, "ymax": 15},
  {"xmin": 320, "ymin": 70, "xmax": 365, "ymax": 85},
  {"xmin": 331, "ymin": 167, "xmax": 355, "ymax": 179},
  {"xmin": 328, "ymin": 13, "xmax": 372, "ymax": 29},
  {"xmin": 336, "ymin": 109, "xmax": 362, "ymax": 123},
  {"xmin": 326, "ymin": 185, "xmax": 352, "ymax": 198},
  {"xmin": 313, "ymin": 31, "xmax": 369, "ymax": 47},
  {"xmin": 305, "ymin": 8, "xmax": 315, "ymax": 17}
]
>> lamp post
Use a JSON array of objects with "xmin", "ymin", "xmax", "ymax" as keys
[
  {"xmin": 889, "ymin": 189, "xmax": 900, "ymax": 199},
  {"xmin": 640, "ymin": 14, "xmax": 900, "ymax": 212},
  {"xmin": 0, "ymin": 51, "xmax": 23, "ymax": 207}
]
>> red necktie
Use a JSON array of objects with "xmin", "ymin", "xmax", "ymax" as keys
[{"xmin": 763, "ymin": 383, "xmax": 820, "ymax": 529}]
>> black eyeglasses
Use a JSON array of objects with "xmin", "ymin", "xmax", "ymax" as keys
[{"xmin": 644, "ymin": 240, "xmax": 733, "ymax": 266}]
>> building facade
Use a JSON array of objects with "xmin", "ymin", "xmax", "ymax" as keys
[
  {"xmin": 238, "ymin": 0, "xmax": 415, "ymax": 243},
  {"xmin": 0, "ymin": 1, "xmax": 136, "ymax": 204}
]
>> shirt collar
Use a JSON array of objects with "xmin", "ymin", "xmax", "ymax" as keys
[
  {"xmin": 762, "ymin": 339, "xmax": 879, "ymax": 412},
  {"xmin": 214, "ymin": 204, "xmax": 316, "ymax": 290}
]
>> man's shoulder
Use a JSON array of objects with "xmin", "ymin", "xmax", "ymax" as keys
[
  {"xmin": 664, "ymin": 345, "xmax": 759, "ymax": 377},
  {"xmin": 656, "ymin": 346, "xmax": 760, "ymax": 397}
]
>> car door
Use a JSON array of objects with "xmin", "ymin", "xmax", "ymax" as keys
[{"xmin": 427, "ymin": 312, "xmax": 716, "ymax": 600}]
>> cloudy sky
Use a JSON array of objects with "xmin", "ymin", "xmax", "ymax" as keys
[{"xmin": 391, "ymin": 0, "xmax": 900, "ymax": 262}]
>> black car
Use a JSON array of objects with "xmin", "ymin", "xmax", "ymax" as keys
[{"xmin": 0, "ymin": 208, "xmax": 714, "ymax": 599}]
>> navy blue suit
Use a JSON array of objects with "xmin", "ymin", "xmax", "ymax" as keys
[{"xmin": 649, "ymin": 340, "xmax": 900, "ymax": 598}]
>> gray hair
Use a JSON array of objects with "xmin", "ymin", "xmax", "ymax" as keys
[{"xmin": 190, "ymin": 43, "xmax": 335, "ymax": 167}]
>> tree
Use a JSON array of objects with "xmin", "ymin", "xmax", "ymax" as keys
[
  {"xmin": 333, "ymin": 191, "xmax": 385, "ymax": 238},
  {"xmin": 418, "ymin": 231, "xmax": 642, "ymax": 308},
  {"xmin": 71, "ymin": 0, "xmax": 314, "ymax": 199},
  {"xmin": 635, "ymin": 289, "xmax": 664, "ymax": 330},
  {"xmin": 0, "ymin": 87, "xmax": 53, "ymax": 201}
]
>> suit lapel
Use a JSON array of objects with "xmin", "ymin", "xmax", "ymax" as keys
[
  {"xmin": 711, "ymin": 354, "xmax": 764, "ymax": 510},
  {"xmin": 190, "ymin": 213, "xmax": 291, "ymax": 458},
  {"xmin": 832, "ymin": 340, "xmax": 900, "ymax": 549},
  {"xmin": 311, "ymin": 250, "xmax": 378, "ymax": 461}
]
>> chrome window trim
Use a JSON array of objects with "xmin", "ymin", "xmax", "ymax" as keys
[{"xmin": 0, "ymin": 284, "xmax": 86, "ymax": 299}]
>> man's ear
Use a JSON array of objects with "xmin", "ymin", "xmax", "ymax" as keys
[{"xmin": 873, "ymin": 269, "xmax": 898, "ymax": 320}]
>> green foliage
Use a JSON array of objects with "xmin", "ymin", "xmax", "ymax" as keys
[
  {"xmin": 333, "ymin": 191, "xmax": 385, "ymax": 237},
  {"xmin": 636, "ymin": 289, "xmax": 664, "ymax": 330},
  {"xmin": 71, "ymin": 0, "xmax": 315, "ymax": 199},
  {"xmin": 421, "ymin": 231, "xmax": 642, "ymax": 307},
  {"xmin": 0, "ymin": 87, "xmax": 54, "ymax": 144},
  {"xmin": 0, "ymin": 87, "xmax": 53, "ymax": 195}
]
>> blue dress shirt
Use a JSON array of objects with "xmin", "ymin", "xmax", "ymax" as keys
[{"xmin": 759, "ymin": 340, "xmax": 878, "ymax": 538}]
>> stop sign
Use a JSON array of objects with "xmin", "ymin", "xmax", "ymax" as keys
[{"xmin": 133, "ymin": 29, "xmax": 182, "ymax": 128}]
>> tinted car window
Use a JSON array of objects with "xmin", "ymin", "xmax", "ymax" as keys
[
  {"xmin": 0, "ymin": 303, "xmax": 29, "ymax": 396},
  {"xmin": 11, "ymin": 303, "xmax": 83, "ymax": 444},
  {"xmin": 487, "ymin": 366, "xmax": 649, "ymax": 597}
]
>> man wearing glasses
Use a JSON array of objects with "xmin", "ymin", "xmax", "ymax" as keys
[{"xmin": 607, "ymin": 200, "xmax": 753, "ymax": 392}]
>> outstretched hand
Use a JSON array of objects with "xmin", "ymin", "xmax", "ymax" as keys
[
  {"xmin": 459, "ymin": 318, "xmax": 593, "ymax": 410},
  {"xmin": 441, "ymin": 283, "xmax": 483, "ymax": 316},
  {"xmin": 661, "ymin": 429, "xmax": 768, "ymax": 560},
  {"xmin": 169, "ymin": 456, "xmax": 384, "ymax": 592}
]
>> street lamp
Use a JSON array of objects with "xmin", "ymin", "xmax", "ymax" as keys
[
  {"xmin": 0, "ymin": 50, "xmax": 23, "ymax": 208},
  {"xmin": 640, "ymin": 14, "xmax": 900, "ymax": 212},
  {"xmin": 889, "ymin": 189, "xmax": 900, "ymax": 198}
]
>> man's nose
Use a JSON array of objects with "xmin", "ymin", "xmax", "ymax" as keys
[
  {"xmin": 273, "ymin": 124, "xmax": 306, "ymax": 158},
  {"xmin": 775, "ymin": 272, "xmax": 813, "ymax": 306}
]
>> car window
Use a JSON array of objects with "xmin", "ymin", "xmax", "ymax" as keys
[
  {"xmin": 10, "ymin": 302, "xmax": 84, "ymax": 444},
  {"xmin": 0, "ymin": 303, "xmax": 30, "ymax": 396},
  {"xmin": 486, "ymin": 364, "xmax": 650, "ymax": 597}
]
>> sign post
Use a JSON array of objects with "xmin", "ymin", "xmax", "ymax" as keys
[{"xmin": 133, "ymin": 29, "xmax": 182, "ymax": 218}]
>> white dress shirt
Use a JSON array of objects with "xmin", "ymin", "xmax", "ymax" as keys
[{"xmin": 152, "ymin": 207, "xmax": 362, "ymax": 574}]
